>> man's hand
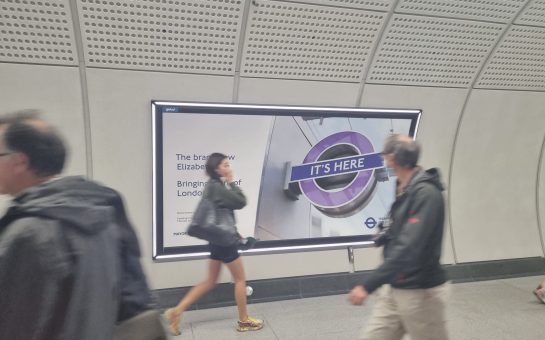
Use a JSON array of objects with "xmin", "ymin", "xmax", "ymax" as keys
[{"xmin": 349, "ymin": 285, "xmax": 369, "ymax": 305}]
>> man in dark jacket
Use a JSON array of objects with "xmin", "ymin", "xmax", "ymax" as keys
[
  {"xmin": 0, "ymin": 111, "xmax": 153, "ymax": 340},
  {"xmin": 349, "ymin": 134, "xmax": 449, "ymax": 340}
]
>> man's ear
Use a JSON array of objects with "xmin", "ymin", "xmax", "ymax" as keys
[{"xmin": 11, "ymin": 152, "xmax": 30, "ymax": 174}]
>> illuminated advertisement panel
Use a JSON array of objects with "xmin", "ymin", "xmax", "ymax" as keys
[{"xmin": 152, "ymin": 102, "xmax": 420, "ymax": 260}]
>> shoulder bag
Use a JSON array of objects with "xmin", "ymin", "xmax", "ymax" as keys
[{"xmin": 186, "ymin": 186, "xmax": 240, "ymax": 247}]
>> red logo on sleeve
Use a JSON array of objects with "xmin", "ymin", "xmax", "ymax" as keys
[{"xmin": 408, "ymin": 217, "xmax": 419, "ymax": 224}]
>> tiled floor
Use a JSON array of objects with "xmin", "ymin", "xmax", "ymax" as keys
[{"xmin": 167, "ymin": 275, "xmax": 545, "ymax": 340}]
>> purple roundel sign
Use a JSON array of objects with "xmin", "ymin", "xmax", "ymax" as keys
[{"xmin": 291, "ymin": 131, "xmax": 383, "ymax": 217}]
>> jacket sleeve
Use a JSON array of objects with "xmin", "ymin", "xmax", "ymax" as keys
[
  {"xmin": 209, "ymin": 180, "xmax": 247, "ymax": 210},
  {"xmin": 109, "ymin": 192, "xmax": 153, "ymax": 321},
  {"xmin": 0, "ymin": 218, "xmax": 70, "ymax": 339},
  {"xmin": 361, "ymin": 185, "xmax": 443, "ymax": 294}
]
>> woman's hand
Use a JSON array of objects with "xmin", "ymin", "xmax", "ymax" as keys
[{"xmin": 226, "ymin": 169, "xmax": 234, "ymax": 183}]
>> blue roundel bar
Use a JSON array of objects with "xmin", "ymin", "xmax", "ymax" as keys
[{"xmin": 290, "ymin": 152, "xmax": 384, "ymax": 182}]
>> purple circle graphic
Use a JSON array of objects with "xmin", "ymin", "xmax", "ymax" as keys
[{"xmin": 300, "ymin": 131, "xmax": 375, "ymax": 208}]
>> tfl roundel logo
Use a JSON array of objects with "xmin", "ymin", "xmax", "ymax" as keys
[{"xmin": 289, "ymin": 131, "xmax": 385, "ymax": 217}]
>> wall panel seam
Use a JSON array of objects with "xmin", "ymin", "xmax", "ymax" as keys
[
  {"xmin": 355, "ymin": 0, "xmax": 402, "ymax": 107},
  {"xmin": 232, "ymin": 0, "xmax": 253, "ymax": 103},
  {"xmin": 68, "ymin": 0, "xmax": 93, "ymax": 178},
  {"xmin": 536, "ymin": 130, "xmax": 545, "ymax": 256}
]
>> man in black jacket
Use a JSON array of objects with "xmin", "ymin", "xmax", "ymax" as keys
[
  {"xmin": 0, "ymin": 111, "xmax": 155, "ymax": 340},
  {"xmin": 349, "ymin": 134, "xmax": 449, "ymax": 340}
]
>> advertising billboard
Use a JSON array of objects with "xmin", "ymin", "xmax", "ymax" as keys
[{"xmin": 152, "ymin": 102, "xmax": 421, "ymax": 260}]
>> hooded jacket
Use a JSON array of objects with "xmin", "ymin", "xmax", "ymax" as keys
[
  {"xmin": 362, "ymin": 168, "xmax": 447, "ymax": 294},
  {"xmin": 0, "ymin": 176, "xmax": 151, "ymax": 340}
]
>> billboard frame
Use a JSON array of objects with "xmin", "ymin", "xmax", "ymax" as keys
[{"xmin": 152, "ymin": 101, "xmax": 421, "ymax": 261}]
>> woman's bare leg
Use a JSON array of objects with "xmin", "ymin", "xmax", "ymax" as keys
[
  {"xmin": 225, "ymin": 257, "xmax": 248, "ymax": 321},
  {"xmin": 167, "ymin": 259, "xmax": 222, "ymax": 333}
]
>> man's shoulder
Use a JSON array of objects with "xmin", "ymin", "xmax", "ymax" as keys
[
  {"xmin": 60, "ymin": 176, "xmax": 122, "ymax": 196},
  {"xmin": 0, "ymin": 217, "xmax": 73, "ymax": 280},
  {"xmin": 411, "ymin": 181, "xmax": 443, "ymax": 201},
  {"xmin": 0, "ymin": 217, "xmax": 67, "ymax": 264},
  {"xmin": 1, "ymin": 216, "xmax": 63, "ymax": 245}
]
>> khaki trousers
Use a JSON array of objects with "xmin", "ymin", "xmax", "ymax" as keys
[
  {"xmin": 360, "ymin": 283, "xmax": 450, "ymax": 340},
  {"xmin": 113, "ymin": 310, "xmax": 167, "ymax": 340}
]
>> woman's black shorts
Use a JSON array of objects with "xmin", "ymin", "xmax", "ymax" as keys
[{"xmin": 209, "ymin": 243, "xmax": 239, "ymax": 263}]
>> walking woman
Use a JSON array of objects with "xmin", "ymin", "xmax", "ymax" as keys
[{"xmin": 165, "ymin": 153, "xmax": 263, "ymax": 335}]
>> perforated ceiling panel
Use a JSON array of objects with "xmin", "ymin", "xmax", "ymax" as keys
[
  {"xmin": 367, "ymin": 14, "xmax": 503, "ymax": 87},
  {"xmin": 240, "ymin": 2, "xmax": 386, "ymax": 82},
  {"xmin": 396, "ymin": 0, "xmax": 526, "ymax": 23},
  {"xmin": 476, "ymin": 26, "xmax": 545, "ymax": 90},
  {"xmin": 515, "ymin": 0, "xmax": 545, "ymax": 27},
  {"xmin": 281, "ymin": 0, "xmax": 393, "ymax": 11},
  {"xmin": 78, "ymin": 0, "xmax": 244, "ymax": 75},
  {"xmin": 0, "ymin": 0, "xmax": 78, "ymax": 65}
]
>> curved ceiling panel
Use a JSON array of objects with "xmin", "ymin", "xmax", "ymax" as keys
[
  {"xmin": 0, "ymin": 0, "xmax": 78, "ymax": 65},
  {"xmin": 515, "ymin": 0, "xmax": 545, "ymax": 27},
  {"xmin": 396, "ymin": 0, "xmax": 526, "ymax": 23},
  {"xmin": 476, "ymin": 25, "xmax": 545, "ymax": 90},
  {"xmin": 240, "ymin": 1, "xmax": 386, "ymax": 82},
  {"xmin": 366, "ymin": 14, "xmax": 503, "ymax": 87},
  {"xmin": 78, "ymin": 0, "xmax": 245, "ymax": 75}
]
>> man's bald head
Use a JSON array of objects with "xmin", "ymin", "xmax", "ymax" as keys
[
  {"xmin": 382, "ymin": 134, "xmax": 420, "ymax": 169},
  {"xmin": 0, "ymin": 110, "xmax": 66, "ymax": 177}
]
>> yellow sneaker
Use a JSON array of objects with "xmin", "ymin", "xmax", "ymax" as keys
[{"xmin": 236, "ymin": 316, "xmax": 264, "ymax": 332}]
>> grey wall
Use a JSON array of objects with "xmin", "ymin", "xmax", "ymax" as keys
[
  {"xmin": 2, "ymin": 0, "xmax": 545, "ymax": 289},
  {"xmin": 450, "ymin": 90, "xmax": 545, "ymax": 262}
]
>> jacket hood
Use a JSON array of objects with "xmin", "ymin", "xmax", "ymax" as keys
[
  {"xmin": 8, "ymin": 176, "xmax": 119, "ymax": 235},
  {"xmin": 406, "ymin": 167, "xmax": 445, "ymax": 192}
]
